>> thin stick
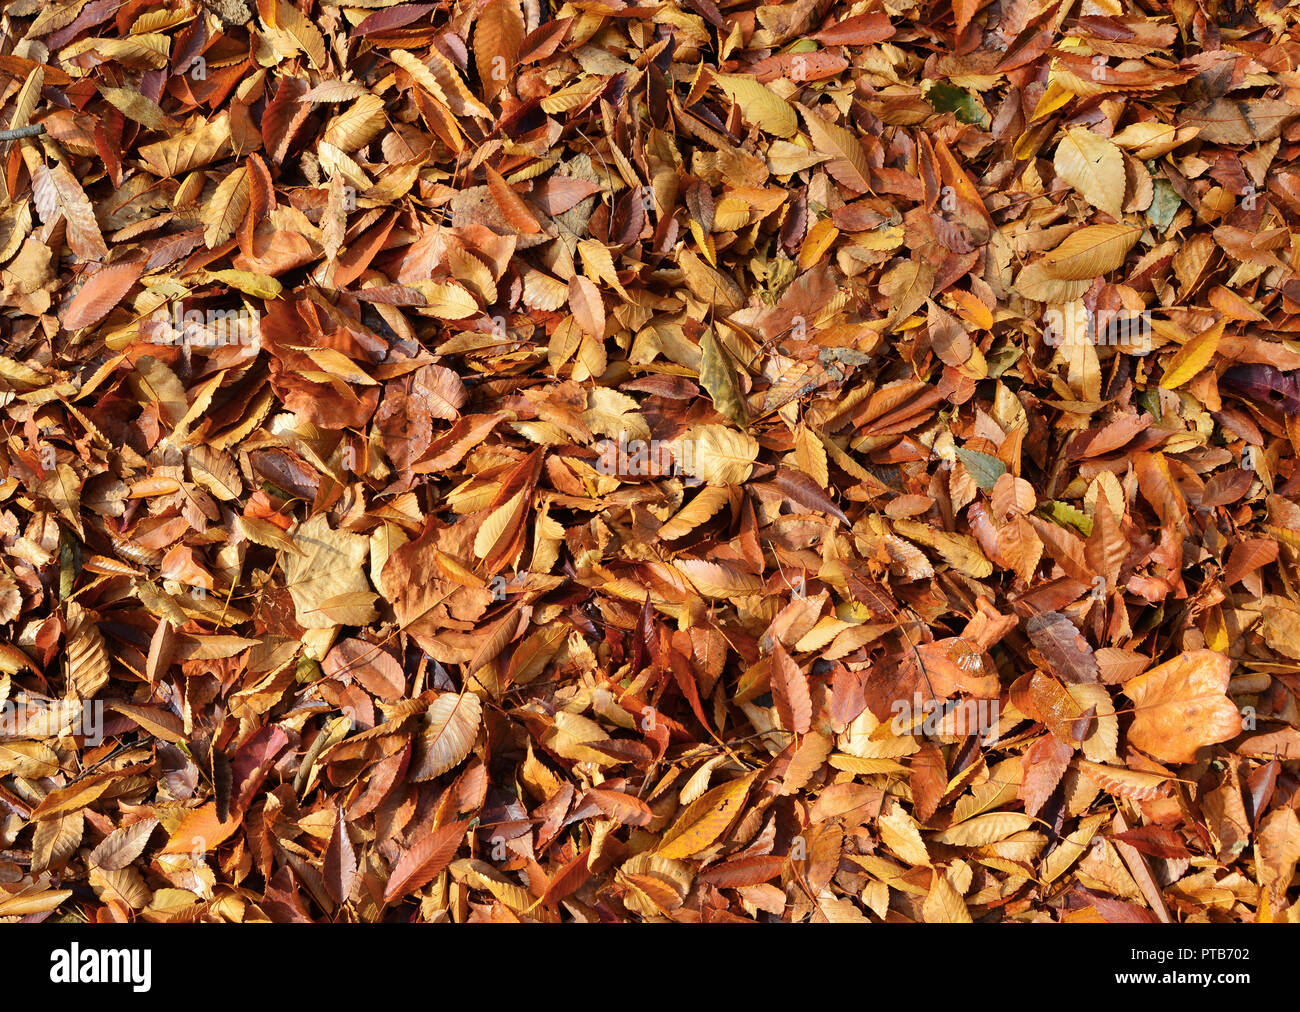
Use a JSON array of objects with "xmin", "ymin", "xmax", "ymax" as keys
[{"xmin": 0, "ymin": 124, "xmax": 44, "ymax": 141}]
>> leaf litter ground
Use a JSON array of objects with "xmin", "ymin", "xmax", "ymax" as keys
[{"xmin": 1, "ymin": 0, "xmax": 1299, "ymax": 923}]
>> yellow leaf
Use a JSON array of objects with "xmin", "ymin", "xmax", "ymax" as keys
[
  {"xmin": 799, "ymin": 106, "xmax": 871, "ymax": 192},
  {"xmin": 713, "ymin": 73, "xmax": 798, "ymax": 138},
  {"xmin": 451, "ymin": 858, "xmax": 533, "ymax": 910},
  {"xmin": 410, "ymin": 692, "xmax": 482, "ymax": 781},
  {"xmin": 1160, "ymin": 319, "xmax": 1223, "ymax": 389},
  {"xmin": 1074, "ymin": 759, "xmax": 1171, "ymax": 800},
  {"xmin": 0, "ymin": 890, "xmax": 72, "ymax": 916},
  {"xmin": 793, "ymin": 422, "xmax": 829, "ymax": 488},
  {"xmin": 577, "ymin": 240, "xmax": 627, "ymax": 295},
  {"xmin": 205, "ymin": 269, "xmax": 282, "ymax": 299},
  {"xmin": 40, "ymin": 461, "xmax": 83, "ymax": 537},
  {"xmin": 883, "ymin": 256, "xmax": 936, "ymax": 329},
  {"xmin": 389, "ymin": 49, "xmax": 450, "ymax": 106},
  {"xmin": 98, "ymin": 84, "xmax": 171, "ymax": 132},
  {"xmin": 673, "ymin": 558, "xmax": 762, "ymax": 598},
  {"xmin": 473, "ymin": 487, "xmax": 527, "ymax": 562},
  {"xmin": 657, "ymin": 773, "xmax": 756, "ymax": 859},
  {"xmin": 539, "ymin": 78, "xmax": 603, "ymax": 114},
  {"xmin": 893, "ymin": 520, "xmax": 993, "ymax": 578},
  {"xmin": 31, "ymin": 811, "xmax": 83, "ymax": 875},
  {"xmin": 236, "ymin": 515, "xmax": 298, "ymax": 553},
  {"xmin": 65, "ymin": 601, "xmax": 110, "ymax": 699},
  {"xmin": 1041, "ymin": 812, "xmax": 1108, "ymax": 883},
  {"xmin": 1054, "ymin": 127, "xmax": 1125, "ymax": 220},
  {"xmin": 878, "ymin": 805, "xmax": 931, "ymax": 866},
  {"xmin": 1110, "ymin": 121, "xmax": 1199, "ymax": 160},
  {"xmin": 322, "ymin": 93, "xmax": 386, "ymax": 151},
  {"xmin": 138, "ymin": 110, "xmax": 233, "ymax": 177},
  {"xmin": 423, "ymin": 46, "xmax": 492, "ymax": 120},
  {"xmin": 658, "ymin": 486, "xmax": 731, "ymax": 540},
  {"xmin": 203, "ymin": 166, "xmax": 251, "ymax": 249},
  {"xmin": 285, "ymin": 514, "xmax": 378, "ymax": 630},
  {"xmin": 923, "ymin": 869, "xmax": 971, "ymax": 922},
  {"xmin": 931, "ymin": 812, "xmax": 1035, "ymax": 846},
  {"xmin": 697, "ymin": 327, "xmax": 749, "ymax": 425},
  {"xmin": 412, "ymin": 281, "xmax": 480, "ymax": 319},
  {"xmin": 303, "ymin": 346, "xmax": 378, "ymax": 385},
  {"xmin": 273, "ymin": 0, "xmax": 326, "ymax": 67},
  {"xmin": 798, "ymin": 218, "xmax": 839, "ymax": 270},
  {"xmin": 1041, "ymin": 223, "xmax": 1142, "ymax": 280},
  {"xmin": 688, "ymin": 423, "xmax": 758, "ymax": 485},
  {"xmin": 680, "ymin": 250, "xmax": 743, "ymax": 310},
  {"xmin": 10, "ymin": 66, "xmax": 43, "ymax": 131}
]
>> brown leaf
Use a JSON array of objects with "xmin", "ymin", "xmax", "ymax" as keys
[
  {"xmin": 1123, "ymin": 651, "xmax": 1241, "ymax": 764},
  {"xmin": 383, "ymin": 821, "xmax": 468, "ymax": 903},
  {"xmin": 1020, "ymin": 734, "xmax": 1074, "ymax": 817},
  {"xmin": 485, "ymin": 164, "xmax": 541, "ymax": 234},
  {"xmin": 474, "ymin": 0, "xmax": 525, "ymax": 103},
  {"xmin": 567, "ymin": 273, "xmax": 604, "ymax": 338},
  {"xmin": 1025, "ymin": 611, "xmax": 1099, "ymax": 684},
  {"xmin": 770, "ymin": 643, "xmax": 812, "ymax": 734},
  {"xmin": 32, "ymin": 163, "xmax": 108, "ymax": 261},
  {"xmin": 324, "ymin": 807, "xmax": 358, "ymax": 905},
  {"xmin": 60, "ymin": 259, "xmax": 143, "ymax": 331}
]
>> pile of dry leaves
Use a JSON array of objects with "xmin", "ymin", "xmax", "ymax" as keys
[{"xmin": 1, "ymin": 0, "xmax": 1299, "ymax": 924}]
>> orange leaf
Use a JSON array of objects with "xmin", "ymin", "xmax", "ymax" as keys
[
  {"xmin": 567, "ymin": 274, "xmax": 605, "ymax": 338},
  {"xmin": 382, "ymin": 821, "xmax": 468, "ymax": 902},
  {"xmin": 1123, "ymin": 650, "xmax": 1241, "ymax": 763},
  {"xmin": 770, "ymin": 642, "xmax": 812, "ymax": 734},
  {"xmin": 162, "ymin": 803, "xmax": 241, "ymax": 854},
  {"xmin": 60, "ymin": 260, "xmax": 143, "ymax": 332},
  {"xmin": 485, "ymin": 164, "xmax": 541, "ymax": 234}
]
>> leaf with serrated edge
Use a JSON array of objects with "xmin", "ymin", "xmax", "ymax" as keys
[
  {"xmin": 410, "ymin": 692, "xmax": 482, "ymax": 781},
  {"xmin": 657, "ymin": 773, "xmax": 756, "ymax": 859}
]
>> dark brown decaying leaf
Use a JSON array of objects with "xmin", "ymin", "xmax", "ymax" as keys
[{"xmin": 1026, "ymin": 612, "xmax": 1099, "ymax": 684}]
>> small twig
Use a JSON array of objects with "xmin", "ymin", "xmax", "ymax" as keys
[{"xmin": 0, "ymin": 124, "xmax": 44, "ymax": 141}]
